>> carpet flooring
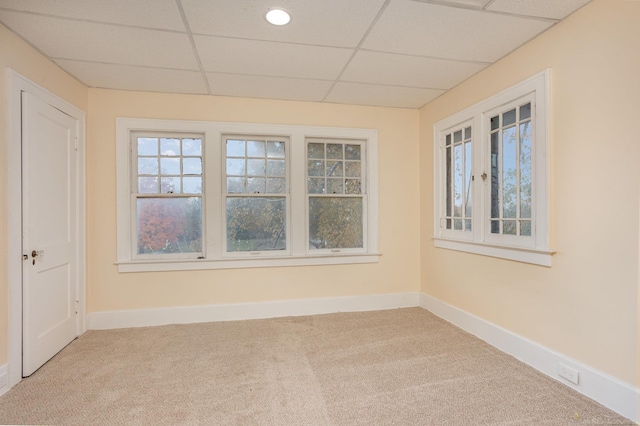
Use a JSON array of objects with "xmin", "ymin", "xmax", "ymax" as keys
[{"xmin": 0, "ymin": 307, "xmax": 633, "ymax": 425}]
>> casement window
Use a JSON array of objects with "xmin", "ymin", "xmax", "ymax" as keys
[
  {"xmin": 116, "ymin": 119, "xmax": 379, "ymax": 272},
  {"xmin": 433, "ymin": 70, "xmax": 552, "ymax": 266}
]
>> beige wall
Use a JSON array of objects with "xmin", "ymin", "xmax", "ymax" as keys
[
  {"xmin": 0, "ymin": 24, "xmax": 88, "ymax": 366},
  {"xmin": 87, "ymin": 89, "xmax": 420, "ymax": 313},
  {"xmin": 420, "ymin": 0, "xmax": 640, "ymax": 385}
]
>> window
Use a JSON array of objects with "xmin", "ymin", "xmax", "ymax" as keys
[
  {"xmin": 433, "ymin": 70, "xmax": 552, "ymax": 266},
  {"xmin": 116, "ymin": 120, "xmax": 379, "ymax": 272},
  {"xmin": 307, "ymin": 139, "xmax": 366, "ymax": 251},
  {"xmin": 132, "ymin": 133, "xmax": 204, "ymax": 259},
  {"xmin": 224, "ymin": 136, "xmax": 288, "ymax": 254}
]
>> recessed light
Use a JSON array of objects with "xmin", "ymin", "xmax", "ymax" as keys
[{"xmin": 265, "ymin": 9, "xmax": 290, "ymax": 26}]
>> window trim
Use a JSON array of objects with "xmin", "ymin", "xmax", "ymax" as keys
[
  {"xmin": 433, "ymin": 70, "xmax": 553, "ymax": 266},
  {"xmin": 116, "ymin": 118, "xmax": 380, "ymax": 272}
]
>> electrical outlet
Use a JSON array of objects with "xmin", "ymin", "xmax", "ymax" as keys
[{"xmin": 558, "ymin": 362, "xmax": 579, "ymax": 385}]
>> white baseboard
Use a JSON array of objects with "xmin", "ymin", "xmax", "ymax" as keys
[
  {"xmin": 88, "ymin": 292, "xmax": 420, "ymax": 330},
  {"xmin": 420, "ymin": 292, "xmax": 639, "ymax": 424},
  {"xmin": 0, "ymin": 364, "xmax": 8, "ymax": 397}
]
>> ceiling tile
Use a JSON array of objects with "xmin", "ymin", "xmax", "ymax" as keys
[
  {"xmin": 206, "ymin": 73, "xmax": 332, "ymax": 103},
  {"xmin": 342, "ymin": 50, "xmax": 488, "ymax": 90},
  {"xmin": 195, "ymin": 36, "xmax": 352, "ymax": 80},
  {"xmin": 487, "ymin": 0, "xmax": 592, "ymax": 20},
  {"xmin": 55, "ymin": 60, "xmax": 209, "ymax": 94},
  {"xmin": 182, "ymin": 0, "xmax": 386, "ymax": 48},
  {"xmin": 0, "ymin": 11, "xmax": 198, "ymax": 69},
  {"xmin": 362, "ymin": 1, "xmax": 553, "ymax": 62},
  {"xmin": 411, "ymin": 0, "xmax": 492, "ymax": 8},
  {"xmin": 0, "ymin": 0, "xmax": 185, "ymax": 31},
  {"xmin": 325, "ymin": 82, "xmax": 445, "ymax": 109}
]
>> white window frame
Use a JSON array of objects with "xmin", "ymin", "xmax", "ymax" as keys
[
  {"xmin": 433, "ymin": 70, "xmax": 553, "ymax": 266},
  {"xmin": 222, "ymin": 134, "xmax": 291, "ymax": 258},
  {"xmin": 131, "ymin": 131, "xmax": 206, "ymax": 261},
  {"xmin": 116, "ymin": 119, "xmax": 380, "ymax": 272},
  {"xmin": 305, "ymin": 138, "xmax": 369, "ymax": 255}
]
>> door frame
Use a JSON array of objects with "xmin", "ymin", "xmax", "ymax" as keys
[{"xmin": 7, "ymin": 70, "xmax": 86, "ymax": 388}]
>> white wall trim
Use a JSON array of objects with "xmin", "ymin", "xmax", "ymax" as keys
[
  {"xmin": 88, "ymin": 292, "xmax": 420, "ymax": 330},
  {"xmin": 420, "ymin": 292, "xmax": 639, "ymax": 424},
  {"xmin": 0, "ymin": 364, "xmax": 8, "ymax": 397},
  {"xmin": 6, "ymin": 70, "xmax": 87, "ymax": 391}
]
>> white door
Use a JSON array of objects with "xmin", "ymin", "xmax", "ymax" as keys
[{"xmin": 22, "ymin": 91, "xmax": 79, "ymax": 377}]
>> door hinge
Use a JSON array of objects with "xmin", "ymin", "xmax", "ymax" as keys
[
  {"xmin": 74, "ymin": 137, "xmax": 79, "ymax": 151},
  {"xmin": 75, "ymin": 300, "xmax": 79, "ymax": 314}
]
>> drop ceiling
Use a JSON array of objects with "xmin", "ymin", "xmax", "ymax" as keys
[{"xmin": 0, "ymin": 0, "xmax": 591, "ymax": 109}]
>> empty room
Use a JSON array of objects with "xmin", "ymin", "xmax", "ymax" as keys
[{"xmin": 0, "ymin": 0, "xmax": 638, "ymax": 424}]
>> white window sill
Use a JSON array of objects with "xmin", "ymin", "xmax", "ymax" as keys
[
  {"xmin": 433, "ymin": 237, "xmax": 554, "ymax": 267},
  {"xmin": 116, "ymin": 252, "xmax": 382, "ymax": 273}
]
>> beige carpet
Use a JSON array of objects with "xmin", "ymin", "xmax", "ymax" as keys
[{"xmin": 0, "ymin": 308, "xmax": 633, "ymax": 425}]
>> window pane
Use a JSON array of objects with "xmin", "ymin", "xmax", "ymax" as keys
[
  {"xmin": 247, "ymin": 140, "xmax": 265, "ymax": 157},
  {"xmin": 267, "ymin": 141, "xmax": 285, "ymax": 158},
  {"xmin": 491, "ymin": 132, "xmax": 499, "ymax": 219},
  {"xmin": 491, "ymin": 116, "xmax": 500, "ymax": 131},
  {"xmin": 453, "ymin": 144, "xmax": 463, "ymax": 217},
  {"xmin": 503, "ymin": 220, "xmax": 516, "ymax": 235},
  {"xmin": 345, "ymin": 145, "xmax": 361, "ymax": 160},
  {"xmin": 503, "ymin": 109, "xmax": 516, "ymax": 126},
  {"xmin": 308, "ymin": 143, "xmax": 324, "ymax": 159},
  {"xmin": 137, "ymin": 197, "xmax": 202, "ymax": 255},
  {"xmin": 160, "ymin": 157, "xmax": 180, "ymax": 175},
  {"xmin": 520, "ymin": 103, "xmax": 531, "ymax": 120},
  {"xmin": 446, "ymin": 146, "xmax": 451, "ymax": 217},
  {"xmin": 454, "ymin": 219, "xmax": 462, "ymax": 230},
  {"xmin": 160, "ymin": 138, "xmax": 180, "ymax": 156},
  {"xmin": 502, "ymin": 126, "xmax": 517, "ymax": 218},
  {"xmin": 161, "ymin": 176, "xmax": 180, "ymax": 193},
  {"xmin": 465, "ymin": 219, "xmax": 472, "ymax": 232},
  {"xmin": 345, "ymin": 179, "xmax": 362, "ymax": 195},
  {"xmin": 183, "ymin": 177, "xmax": 202, "ymax": 194},
  {"xmin": 138, "ymin": 138, "xmax": 158, "ymax": 155},
  {"xmin": 267, "ymin": 160, "xmax": 286, "ymax": 177},
  {"xmin": 464, "ymin": 127, "xmax": 471, "ymax": 140},
  {"xmin": 327, "ymin": 178, "xmax": 344, "ymax": 194},
  {"xmin": 464, "ymin": 141, "xmax": 472, "ymax": 218},
  {"xmin": 445, "ymin": 134, "xmax": 451, "ymax": 146},
  {"xmin": 183, "ymin": 158, "xmax": 202, "ymax": 175},
  {"xmin": 138, "ymin": 158, "xmax": 158, "ymax": 175},
  {"xmin": 307, "ymin": 178, "xmax": 325, "ymax": 194},
  {"xmin": 227, "ymin": 158, "xmax": 245, "ymax": 175},
  {"xmin": 138, "ymin": 177, "xmax": 158, "ymax": 194},
  {"xmin": 491, "ymin": 220, "xmax": 500, "ymax": 234},
  {"xmin": 308, "ymin": 160, "xmax": 324, "ymax": 177},
  {"xmin": 226, "ymin": 197, "xmax": 286, "ymax": 252},
  {"xmin": 454, "ymin": 130, "xmax": 462, "ymax": 143},
  {"xmin": 520, "ymin": 121, "xmax": 532, "ymax": 218},
  {"xmin": 267, "ymin": 178, "xmax": 286, "ymax": 194},
  {"xmin": 182, "ymin": 138, "xmax": 202, "ymax": 156},
  {"xmin": 247, "ymin": 159, "xmax": 266, "ymax": 176},
  {"xmin": 326, "ymin": 144, "xmax": 343, "ymax": 159},
  {"xmin": 227, "ymin": 140, "xmax": 245, "ymax": 157},
  {"xmin": 521, "ymin": 220, "xmax": 531, "ymax": 236},
  {"xmin": 247, "ymin": 177, "xmax": 266, "ymax": 193},
  {"xmin": 309, "ymin": 197, "xmax": 363, "ymax": 249},
  {"xmin": 345, "ymin": 161, "xmax": 361, "ymax": 177},
  {"xmin": 326, "ymin": 161, "xmax": 343, "ymax": 177},
  {"xmin": 227, "ymin": 177, "xmax": 245, "ymax": 194}
]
